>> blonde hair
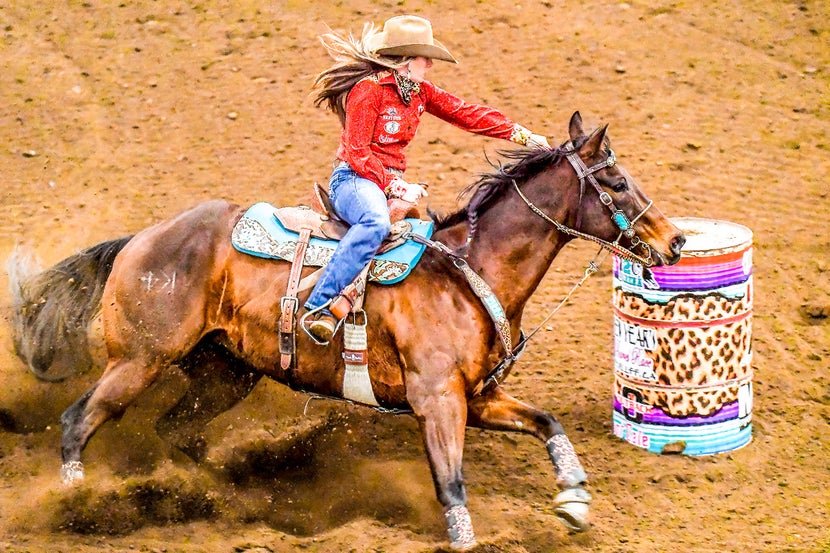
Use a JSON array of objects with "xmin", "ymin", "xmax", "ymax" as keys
[{"xmin": 313, "ymin": 23, "xmax": 410, "ymax": 126}]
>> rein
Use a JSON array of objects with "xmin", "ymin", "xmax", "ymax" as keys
[{"xmin": 512, "ymin": 178, "xmax": 653, "ymax": 267}]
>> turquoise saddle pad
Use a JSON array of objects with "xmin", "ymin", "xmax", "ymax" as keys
[{"xmin": 231, "ymin": 202, "xmax": 434, "ymax": 284}]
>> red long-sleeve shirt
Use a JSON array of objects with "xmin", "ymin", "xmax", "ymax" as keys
[{"xmin": 335, "ymin": 72, "xmax": 521, "ymax": 191}]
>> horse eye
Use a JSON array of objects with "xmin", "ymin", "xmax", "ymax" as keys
[{"xmin": 611, "ymin": 178, "xmax": 628, "ymax": 193}]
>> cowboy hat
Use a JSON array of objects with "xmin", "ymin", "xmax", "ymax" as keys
[{"xmin": 368, "ymin": 15, "xmax": 457, "ymax": 63}]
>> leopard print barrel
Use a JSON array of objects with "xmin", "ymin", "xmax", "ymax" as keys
[{"xmin": 612, "ymin": 218, "xmax": 754, "ymax": 455}]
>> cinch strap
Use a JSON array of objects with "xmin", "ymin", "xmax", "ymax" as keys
[{"xmin": 341, "ymin": 312, "xmax": 380, "ymax": 406}]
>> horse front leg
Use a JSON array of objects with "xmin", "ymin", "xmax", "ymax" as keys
[
  {"xmin": 466, "ymin": 385, "xmax": 592, "ymax": 532},
  {"xmin": 407, "ymin": 371, "xmax": 477, "ymax": 551}
]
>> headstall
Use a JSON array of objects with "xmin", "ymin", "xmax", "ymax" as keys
[{"xmin": 513, "ymin": 146, "xmax": 655, "ymax": 267}]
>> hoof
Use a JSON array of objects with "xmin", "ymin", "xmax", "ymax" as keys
[
  {"xmin": 61, "ymin": 461, "xmax": 84, "ymax": 485},
  {"xmin": 553, "ymin": 487, "xmax": 591, "ymax": 532},
  {"xmin": 445, "ymin": 505, "xmax": 477, "ymax": 551}
]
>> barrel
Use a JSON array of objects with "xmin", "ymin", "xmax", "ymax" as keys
[{"xmin": 612, "ymin": 217, "xmax": 753, "ymax": 455}]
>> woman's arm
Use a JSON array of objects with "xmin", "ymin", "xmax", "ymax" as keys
[{"xmin": 422, "ymin": 81, "xmax": 549, "ymax": 147}]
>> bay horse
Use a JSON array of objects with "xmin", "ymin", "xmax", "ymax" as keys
[{"xmin": 9, "ymin": 112, "xmax": 684, "ymax": 551}]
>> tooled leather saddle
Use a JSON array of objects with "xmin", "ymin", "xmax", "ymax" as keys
[
  {"xmin": 231, "ymin": 184, "xmax": 434, "ymax": 284},
  {"xmin": 230, "ymin": 184, "xmax": 434, "ymax": 371}
]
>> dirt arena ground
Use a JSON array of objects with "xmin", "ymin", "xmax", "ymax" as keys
[{"xmin": 1, "ymin": 1, "xmax": 828, "ymax": 552}]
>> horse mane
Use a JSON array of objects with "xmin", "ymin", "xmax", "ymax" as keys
[{"xmin": 432, "ymin": 138, "xmax": 587, "ymax": 231}]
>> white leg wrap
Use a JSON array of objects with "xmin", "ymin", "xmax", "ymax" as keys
[
  {"xmin": 61, "ymin": 461, "xmax": 84, "ymax": 485},
  {"xmin": 445, "ymin": 505, "xmax": 477, "ymax": 551},
  {"xmin": 546, "ymin": 434, "xmax": 587, "ymax": 487}
]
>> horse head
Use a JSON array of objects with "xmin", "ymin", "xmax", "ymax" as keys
[{"xmin": 564, "ymin": 111, "xmax": 685, "ymax": 267}]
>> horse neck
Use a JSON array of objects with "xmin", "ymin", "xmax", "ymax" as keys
[{"xmin": 463, "ymin": 170, "xmax": 577, "ymax": 318}]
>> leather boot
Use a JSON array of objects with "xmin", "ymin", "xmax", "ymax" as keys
[{"xmin": 305, "ymin": 309, "xmax": 337, "ymax": 343}]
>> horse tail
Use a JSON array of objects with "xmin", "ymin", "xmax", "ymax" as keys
[{"xmin": 6, "ymin": 236, "xmax": 132, "ymax": 382}]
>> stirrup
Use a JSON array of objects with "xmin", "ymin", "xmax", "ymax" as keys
[{"xmin": 300, "ymin": 303, "xmax": 342, "ymax": 345}]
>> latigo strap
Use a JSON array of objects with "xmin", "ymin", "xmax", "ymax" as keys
[{"xmin": 280, "ymin": 227, "xmax": 312, "ymax": 371}]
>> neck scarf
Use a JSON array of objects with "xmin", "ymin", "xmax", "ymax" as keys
[{"xmin": 394, "ymin": 71, "xmax": 421, "ymax": 104}]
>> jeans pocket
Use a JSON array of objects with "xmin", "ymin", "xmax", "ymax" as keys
[
  {"xmin": 328, "ymin": 167, "xmax": 350, "ymax": 205},
  {"xmin": 328, "ymin": 177, "xmax": 340, "ymax": 205}
]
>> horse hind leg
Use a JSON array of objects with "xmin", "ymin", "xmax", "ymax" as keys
[
  {"xmin": 156, "ymin": 340, "xmax": 262, "ymax": 463},
  {"xmin": 60, "ymin": 357, "xmax": 164, "ymax": 484},
  {"xmin": 60, "ymin": 386, "xmax": 98, "ymax": 483}
]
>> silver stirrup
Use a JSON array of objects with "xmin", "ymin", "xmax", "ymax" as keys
[{"xmin": 299, "ymin": 302, "xmax": 342, "ymax": 345}]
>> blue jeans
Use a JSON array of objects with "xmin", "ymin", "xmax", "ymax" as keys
[{"xmin": 305, "ymin": 164, "xmax": 391, "ymax": 311}]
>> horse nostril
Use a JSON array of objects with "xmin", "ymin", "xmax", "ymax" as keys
[{"xmin": 671, "ymin": 234, "xmax": 686, "ymax": 256}]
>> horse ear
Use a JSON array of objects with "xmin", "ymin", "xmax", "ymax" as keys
[
  {"xmin": 580, "ymin": 124, "xmax": 608, "ymax": 156},
  {"xmin": 568, "ymin": 111, "xmax": 584, "ymax": 140}
]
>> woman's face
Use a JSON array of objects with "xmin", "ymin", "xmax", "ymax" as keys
[{"xmin": 406, "ymin": 56, "xmax": 433, "ymax": 82}]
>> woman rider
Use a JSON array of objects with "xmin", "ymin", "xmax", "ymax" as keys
[{"xmin": 303, "ymin": 14, "xmax": 551, "ymax": 343}]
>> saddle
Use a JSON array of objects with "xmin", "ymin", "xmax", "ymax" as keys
[
  {"xmin": 274, "ymin": 183, "xmax": 412, "ymax": 253},
  {"xmin": 231, "ymin": 194, "xmax": 434, "ymax": 285},
  {"xmin": 230, "ymin": 185, "xmax": 435, "ymax": 386}
]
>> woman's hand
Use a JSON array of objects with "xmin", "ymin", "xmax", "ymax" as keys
[
  {"xmin": 386, "ymin": 178, "xmax": 429, "ymax": 222},
  {"xmin": 527, "ymin": 133, "xmax": 551, "ymax": 149},
  {"xmin": 385, "ymin": 178, "xmax": 429, "ymax": 204},
  {"xmin": 511, "ymin": 124, "xmax": 552, "ymax": 149}
]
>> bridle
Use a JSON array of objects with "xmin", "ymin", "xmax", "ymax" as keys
[{"xmin": 512, "ymin": 146, "xmax": 655, "ymax": 267}]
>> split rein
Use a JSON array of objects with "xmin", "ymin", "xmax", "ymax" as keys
[{"xmin": 407, "ymin": 146, "xmax": 656, "ymax": 395}]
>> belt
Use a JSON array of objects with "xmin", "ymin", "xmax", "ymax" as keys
[{"xmin": 333, "ymin": 159, "xmax": 403, "ymax": 177}]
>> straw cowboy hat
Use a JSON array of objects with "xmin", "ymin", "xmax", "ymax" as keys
[{"xmin": 369, "ymin": 15, "xmax": 458, "ymax": 63}]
